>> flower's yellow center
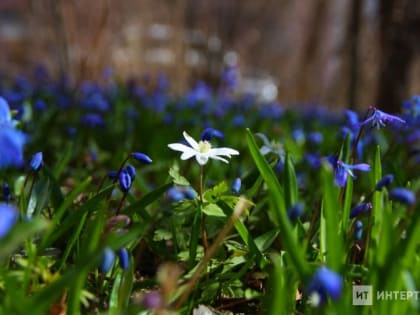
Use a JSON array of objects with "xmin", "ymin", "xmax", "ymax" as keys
[{"xmin": 198, "ymin": 140, "xmax": 212, "ymax": 153}]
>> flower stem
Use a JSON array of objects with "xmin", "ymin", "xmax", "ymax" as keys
[{"xmin": 199, "ymin": 166, "xmax": 208, "ymax": 255}]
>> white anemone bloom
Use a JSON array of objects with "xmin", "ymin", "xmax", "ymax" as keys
[{"xmin": 168, "ymin": 131, "xmax": 239, "ymax": 165}]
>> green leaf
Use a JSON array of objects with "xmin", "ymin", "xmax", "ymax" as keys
[
  {"xmin": 0, "ymin": 218, "xmax": 49, "ymax": 260},
  {"xmin": 321, "ymin": 162, "xmax": 343, "ymax": 271},
  {"xmin": 169, "ymin": 164, "xmax": 190, "ymax": 186},
  {"xmin": 342, "ymin": 176, "xmax": 353, "ymax": 235},
  {"xmin": 284, "ymin": 152, "xmax": 298, "ymax": 209},
  {"xmin": 203, "ymin": 181, "xmax": 228, "ymax": 203},
  {"xmin": 109, "ymin": 261, "xmax": 134, "ymax": 314},
  {"xmin": 122, "ymin": 183, "xmax": 172, "ymax": 220},
  {"xmin": 202, "ymin": 204, "xmax": 226, "ymax": 217},
  {"xmin": 246, "ymin": 129, "xmax": 309, "ymax": 279},
  {"xmin": 53, "ymin": 142, "xmax": 74, "ymax": 179}
]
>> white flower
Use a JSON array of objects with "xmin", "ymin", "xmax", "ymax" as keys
[{"xmin": 168, "ymin": 131, "xmax": 239, "ymax": 165}]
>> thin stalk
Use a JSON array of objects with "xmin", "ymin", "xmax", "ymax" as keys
[{"xmin": 199, "ymin": 166, "xmax": 208, "ymax": 254}]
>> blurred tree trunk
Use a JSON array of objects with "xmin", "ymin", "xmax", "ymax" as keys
[
  {"xmin": 376, "ymin": 0, "xmax": 420, "ymax": 113},
  {"xmin": 347, "ymin": 0, "xmax": 362, "ymax": 109}
]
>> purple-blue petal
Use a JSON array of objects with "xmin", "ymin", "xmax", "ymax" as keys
[{"xmin": 389, "ymin": 188, "xmax": 416, "ymax": 205}]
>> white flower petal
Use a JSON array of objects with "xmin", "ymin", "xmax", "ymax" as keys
[
  {"xmin": 210, "ymin": 147, "xmax": 239, "ymax": 157},
  {"xmin": 260, "ymin": 146, "xmax": 272, "ymax": 155},
  {"xmin": 182, "ymin": 131, "xmax": 199, "ymax": 150},
  {"xmin": 209, "ymin": 155, "xmax": 229, "ymax": 163},
  {"xmin": 168, "ymin": 143, "xmax": 195, "ymax": 152},
  {"xmin": 195, "ymin": 154, "xmax": 208, "ymax": 165},
  {"xmin": 180, "ymin": 150, "xmax": 197, "ymax": 160}
]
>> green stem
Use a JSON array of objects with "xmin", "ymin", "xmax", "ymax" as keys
[{"xmin": 199, "ymin": 166, "xmax": 208, "ymax": 254}]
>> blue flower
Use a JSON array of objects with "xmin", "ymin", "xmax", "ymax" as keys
[
  {"xmin": 0, "ymin": 127, "xmax": 26, "ymax": 169},
  {"xmin": 124, "ymin": 165, "xmax": 136, "ymax": 181},
  {"xmin": 30, "ymin": 152, "xmax": 43, "ymax": 172},
  {"xmin": 255, "ymin": 133, "xmax": 284, "ymax": 161},
  {"xmin": 118, "ymin": 248, "xmax": 130, "ymax": 270},
  {"xmin": 375, "ymin": 174, "xmax": 394, "ymax": 191},
  {"xmin": 389, "ymin": 188, "xmax": 416, "ymax": 205},
  {"xmin": 80, "ymin": 113, "xmax": 105, "ymax": 128},
  {"xmin": 131, "ymin": 152, "xmax": 153, "ymax": 164},
  {"xmin": 307, "ymin": 266, "xmax": 343, "ymax": 304},
  {"xmin": 231, "ymin": 178, "xmax": 242, "ymax": 193},
  {"xmin": 201, "ymin": 128, "xmax": 224, "ymax": 141},
  {"xmin": 359, "ymin": 108, "xmax": 405, "ymax": 129},
  {"xmin": 350, "ymin": 202, "xmax": 372, "ymax": 218},
  {"xmin": 0, "ymin": 96, "xmax": 14, "ymax": 126},
  {"xmin": 119, "ymin": 170, "xmax": 132, "ymax": 193},
  {"xmin": 287, "ymin": 202, "xmax": 305, "ymax": 222},
  {"xmin": 354, "ymin": 221, "xmax": 363, "ymax": 240},
  {"xmin": 331, "ymin": 159, "xmax": 371, "ymax": 187},
  {"xmin": 99, "ymin": 247, "xmax": 115, "ymax": 273},
  {"xmin": 0, "ymin": 203, "xmax": 18, "ymax": 239}
]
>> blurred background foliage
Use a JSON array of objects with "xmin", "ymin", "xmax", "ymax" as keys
[{"xmin": 0, "ymin": 0, "xmax": 420, "ymax": 111}]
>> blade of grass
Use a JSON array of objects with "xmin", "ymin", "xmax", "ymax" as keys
[
  {"xmin": 321, "ymin": 162, "xmax": 343, "ymax": 271},
  {"xmin": 246, "ymin": 129, "xmax": 308, "ymax": 279}
]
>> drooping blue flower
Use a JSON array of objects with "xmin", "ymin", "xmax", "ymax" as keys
[
  {"xmin": 308, "ymin": 132, "xmax": 323, "ymax": 145},
  {"xmin": 354, "ymin": 220, "xmax": 363, "ymax": 240},
  {"xmin": 375, "ymin": 174, "xmax": 394, "ymax": 191},
  {"xmin": 33, "ymin": 99, "xmax": 47, "ymax": 111},
  {"xmin": 118, "ymin": 248, "xmax": 130, "ymax": 270},
  {"xmin": 119, "ymin": 170, "xmax": 132, "ymax": 193},
  {"xmin": 306, "ymin": 266, "xmax": 343, "ymax": 304},
  {"xmin": 359, "ymin": 108, "xmax": 406, "ymax": 129},
  {"xmin": 0, "ymin": 96, "xmax": 14, "ymax": 126},
  {"xmin": 124, "ymin": 164, "xmax": 136, "ymax": 181},
  {"xmin": 287, "ymin": 202, "xmax": 305, "ymax": 222},
  {"xmin": 167, "ymin": 187, "xmax": 185, "ymax": 202},
  {"xmin": 183, "ymin": 187, "xmax": 197, "ymax": 200},
  {"xmin": 80, "ymin": 113, "xmax": 105, "ymax": 128},
  {"xmin": 167, "ymin": 186, "xmax": 197, "ymax": 202},
  {"xmin": 108, "ymin": 170, "xmax": 118, "ymax": 180},
  {"xmin": 350, "ymin": 202, "xmax": 372, "ymax": 218},
  {"xmin": 231, "ymin": 177, "xmax": 242, "ymax": 194},
  {"xmin": 131, "ymin": 152, "xmax": 153, "ymax": 164},
  {"xmin": 201, "ymin": 128, "xmax": 224, "ymax": 141},
  {"xmin": 99, "ymin": 247, "xmax": 115, "ymax": 273},
  {"xmin": 389, "ymin": 188, "xmax": 416, "ymax": 205},
  {"xmin": 30, "ymin": 152, "xmax": 43, "ymax": 172},
  {"xmin": 0, "ymin": 203, "xmax": 18, "ymax": 239},
  {"xmin": 343, "ymin": 109, "xmax": 359, "ymax": 129},
  {"xmin": 305, "ymin": 153, "xmax": 321, "ymax": 169},
  {"xmin": 0, "ymin": 127, "xmax": 26, "ymax": 169},
  {"xmin": 331, "ymin": 159, "xmax": 371, "ymax": 187}
]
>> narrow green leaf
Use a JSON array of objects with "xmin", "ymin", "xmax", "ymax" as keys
[
  {"xmin": 109, "ymin": 261, "xmax": 134, "ymax": 314},
  {"xmin": 342, "ymin": 177, "xmax": 353, "ymax": 235},
  {"xmin": 284, "ymin": 153, "xmax": 298, "ymax": 209},
  {"xmin": 122, "ymin": 183, "xmax": 172, "ymax": 220},
  {"xmin": 321, "ymin": 163, "xmax": 343, "ymax": 271},
  {"xmin": 0, "ymin": 219, "xmax": 49, "ymax": 260},
  {"xmin": 53, "ymin": 142, "xmax": 74, "ymax": 179},
  {"xmin": 246, "ymin": 129, "xmax": 308, "ymax": 279}
]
